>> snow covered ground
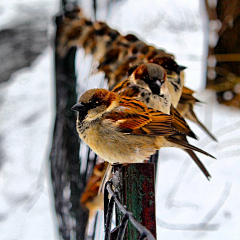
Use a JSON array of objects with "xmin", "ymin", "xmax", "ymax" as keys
[
  {"xmin": 0, "ymin": 1, "xmax": 59, "ymax": 239},
  {"xmin": 0, "ymin": 0, "xmax": 240, "ymax": 239},
  {"xmin": 0, "ymin": 48, "xmax": 58, "ymax": 240}
]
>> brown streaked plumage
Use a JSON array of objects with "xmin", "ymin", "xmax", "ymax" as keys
[
  {"xmin": 57, "ymin": 18, "xmax": 94, "ymax": 57},
  {"xmin": 59, "ymin": 10, "xmax": 216, "ymax": 179},
  {"xmin": 112, "ymin": 64, "xmax": 213, "ymax": 179},
  {"xmin": 80, "ymin": 160, "xmax": 108, "ymax": 219},
  {"xmin": 148, "ymin": 56, "xmax": 216, "ymax": 141},
  {"xmin": 113, "ymin": 82, "xmax": 197, "ymax": 140},
  {"xmin": 113, "ymin": 63, "xmax": 171, "ymax": 114},
  {"xmin": 110, "ymin": 56, "xmax": 139, "ymax": 87}
]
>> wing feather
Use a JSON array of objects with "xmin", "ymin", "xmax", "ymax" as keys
[
  {"xmin": 170, "ymin": 105, "xmax": 197, "ymax": 139},
  {"xmin": 112, "ymin": 79, "xmax": 131, "ymax": 93},
  {"xmin": 104, "ymin": 96, "xmax": 177, "ymax": 136},
  {"xmin": 113, "ymin": 84, "xmax": 197, "ymax": 138},
  {"xmin": 180, "ymin": 86, "xmax": 201, "ymax": 104}
]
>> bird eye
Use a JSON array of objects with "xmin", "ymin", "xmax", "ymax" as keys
[
  {"xmin": 90, "ymin": 101, "xmax": 98, "ymax": 108},
  {"xmin": 143, "ymin": 75, "xmax": 149, "ymax": 81}
]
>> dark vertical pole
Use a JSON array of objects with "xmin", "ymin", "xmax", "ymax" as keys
[
  {"xmin": 113, "ymin": 163, "xmax": 157, "ymax": 240},
  {"xmin": 50, "ymin": 12, "xmax": 88, "ymax": 240},
  {"xmin": 93, "ymin": 0, "xmax": 97, "ymax": 20}
]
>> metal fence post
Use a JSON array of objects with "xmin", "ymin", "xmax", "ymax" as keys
[{"xmin": 113, "ymin": 163, "xmax": 157, "ymax": 240}]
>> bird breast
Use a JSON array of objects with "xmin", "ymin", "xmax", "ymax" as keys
[
  {"xmin": 77, "ymin": 117, "xmax": 158, "ymax": 164},
  {"xmin": 137, "ymin": 89, "xmax": 170, "ymax": 114},
  {"xmin": 166, "ymin": 73, "xmax": 183, "ymax": 108}
]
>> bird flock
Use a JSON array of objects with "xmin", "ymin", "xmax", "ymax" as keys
[{"xmin": 58, "ymin": 7, "xmax": 216, "ymax": 220}]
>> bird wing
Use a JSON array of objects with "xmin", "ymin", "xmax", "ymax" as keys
[
  {"xmin": 111, "ymin": 78, "xmax": 131, "ymax": 93},
  {"xmin": 116, "ymin": 84, "xmax": 143, "ymax": 99},
  {"xmin": 170, "ymin": 105, "xmax": 198, "ymax": 139},
  {"xmin": 112, "ymin": 79, "xmax": 150, "ymax": 100},
  {"xmin": 104, "ymin": 96, "xmax": 176, "ymax": 136},
  {"xmin": 113, "ymin": 83, "xmax": 198, "ymax": 138},
  {"xmin": 180, "ymin": 86, "xmax": 201, "ymax": 104}
]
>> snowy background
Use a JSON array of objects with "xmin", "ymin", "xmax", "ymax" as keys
[{"xmin": 0, "ymin": 0, "xmax": 240, "ymax": 239}]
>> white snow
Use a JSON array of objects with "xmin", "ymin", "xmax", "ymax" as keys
[
  {"xmin": 1, "ymin": 0, "xmax": 240, "ymax": 240},
  {"xmin": 0, "ymin": 0, "xmax": 59, "ymax": 29},
  {"xmin": 0, "ymin": 48, "xmax": 58, "ymax": 240}
]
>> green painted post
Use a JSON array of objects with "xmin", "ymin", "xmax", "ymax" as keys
[{"xmin": 113, "ymin": 163, "xmax": 157, "ymax": 239}]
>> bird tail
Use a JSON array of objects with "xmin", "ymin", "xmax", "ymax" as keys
[
  {"xmin": 170, "ymin": 105, "xmax": 198, "ymax": 140},
  {"xmin": 194, "ymin": 115, "xmax": 217, "ymax": 142},
  {"xmin": 184, "ymin": 149, "xmax": 211, "ymax": 180},
  {"xmin": 167, "ymin": 136, "xmax": 216, "ymax": 159},
  {"xmin": 187, "ymin": 108, "xmax": 217, "ymax": 142}
]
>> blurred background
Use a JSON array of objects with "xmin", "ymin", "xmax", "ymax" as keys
[{"xmin": 0, "ymin": 0, "xmax": 240, "ymax": 239}]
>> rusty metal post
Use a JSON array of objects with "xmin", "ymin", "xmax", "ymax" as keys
[{"xmin": 113, "ymin": 163, "xmax": 157, "ymax": 240}]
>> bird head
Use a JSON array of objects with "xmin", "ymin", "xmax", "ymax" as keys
[
  {"xmin": 132, "ymin": 63, "xmax": 167, "ymax": 95},
  {"xmin": 72, "ymin": 89, "xmax": 119, "ymax": 121},
  {"xmin": 124, "ymin": 34, "xmax": 139, "ymax": 42},
  {"xmin": 149, "ymin": 55, "xmax": 186, "ymax": 74},
  {"xmin": 99, "ymin": 47, "xmax": 121, "ymax": 69}
]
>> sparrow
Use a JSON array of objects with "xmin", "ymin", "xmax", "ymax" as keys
[
  {"xmin": 80, "ymin": 160, "xmax": 109, "ymax": 219},
  {"xmin": 98, "ymin": 46, "xmax": 128, "ymax": 71},
  {"xmin": 57, "ymin": 17, "xmax": 94, "ymax": 57},
  {"xmin": 72, "ymin": 88, "xmax": 215, "ymax": 179},
  {"xmin": 58, "ymin": 13, "xmax": 120, "ymax": 60},
  {"xmin": 112, "ymin": 64, "xmax": 213, "ymax": 179},
  {"xmin": 110, "ymin": 56, "xmax": 139, "ymax": 87},
  {"xmin": 80, "ymin": 160, "xmax": 111, "ymax": 236},
  {"xmin": 111, "ymin": 33, "xmax": 139, "ymax": 48},
  {"xmin": 98, "ymin": 46, "xmax": 129, "ymax": 86},
  {"xmin": 98, "ymin": 45, "xmax": 167, "ymax": 89},
  {"xmin": 127, "ymin": 40, "xmax": 151, "ymax": 56},
  {"xmin": 108, "ymin": 55, "xmax": 147, "ymax": 89},
  {"xmin": 84, "ymin": 21, "xmax": 120, "ymax": 60},
  {"xmin": 149, "ymin": 57, "xmax": 217, "ymax": 141},
  {"xmin": 97, "ymin": 34, "xmax": 145, "ymax": 72},
  {"xmin": 112, "ymin": 63, "xmax": 172, "ymax": 115},
  {"xmin": 59, "ymin": 9, "xmax": 216, "ymax": 143}
]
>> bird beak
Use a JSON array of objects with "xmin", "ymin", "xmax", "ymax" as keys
[
  {"xmin": 176, "ymin": 65, "xmax": 187, "ymax": 72},
  {"xmin": 71, "ymin": 102, "xmax": 86, "ymax": 112},
  {"xmin": 149, "ymin": 80, "xmax": 162, "ymax": 95},
  {"xmin": 154, "ymin": 80, "xmax": 162, "ymax": 87}
]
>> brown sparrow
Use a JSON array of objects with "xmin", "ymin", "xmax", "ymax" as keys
[
  {"xmin": 149, "ymin": 57, "xmax": 216, "ymax": 141},
  {"xmin": 112, "ymin": 63, "xmax": 172, "ymax": 115},
  {"xmin": 111, "ymin": 64, "xmax": 213, "ymax": 179},
  {"xmin": 72, "ymin": 89, "xmax": 215, "ymax": 179},
  {"xmin": 80, "ymin": 160, "xmax": 109, "ymax": 219}
]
